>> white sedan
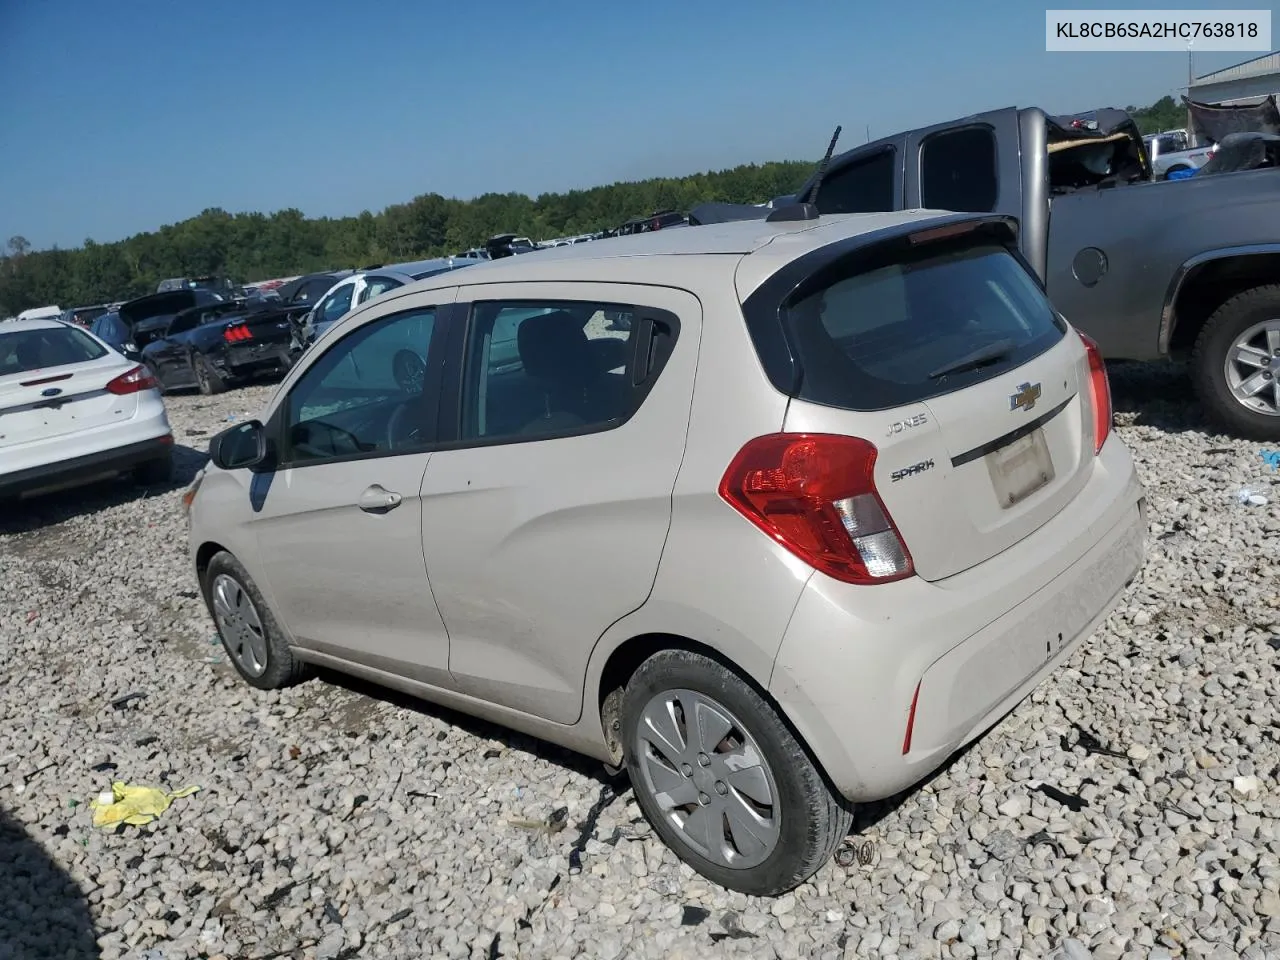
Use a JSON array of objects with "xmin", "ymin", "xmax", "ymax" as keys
[{"xmin": 0, "ymin": 318, "xmax": 175, "ymax": 500}]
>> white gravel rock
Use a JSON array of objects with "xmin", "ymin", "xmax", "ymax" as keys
[{"xmin": 1, "ymin": 362, "xmax": 1278, "ymax": 958}]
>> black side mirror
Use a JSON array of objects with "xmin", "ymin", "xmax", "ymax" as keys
[{"xmin": 209, "ymin": 419, "xmax": 268, "ymax": 471}]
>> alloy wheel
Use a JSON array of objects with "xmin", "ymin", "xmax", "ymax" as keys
[{"xmin": 1223, "ymin": 318, "xmax": 1280, "ymax": 417}]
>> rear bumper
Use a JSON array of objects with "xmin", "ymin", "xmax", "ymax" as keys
[
  {"xmin": 216, "ymin": 342, "xmax": 294, "ymax": 379},
  {"xmin": 768, "ymin": 436, "xmax": 1147, "ymax": 802},
  {"xmin": 0, "ymin": 434, "xmax": 174, "ymax": 499}
]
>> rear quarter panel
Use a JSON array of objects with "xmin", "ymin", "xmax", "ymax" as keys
[{"xmin": 1046, "ymin": 170, "xmax": 1280, "ymax": 360}]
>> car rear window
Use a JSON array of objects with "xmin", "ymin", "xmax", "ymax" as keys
[
  {"xmin": 779, "ymin": 241, "xmax": 1066, "ymax": 411},
  {"xmin": 0, "ymin": 326, "xmax": 109, "ymax": 376}
]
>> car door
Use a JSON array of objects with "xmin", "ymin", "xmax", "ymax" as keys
[
  {"xmin": 248, "ymin": 290, "xmax": 459, "ymax": 686},
  {"xmin": 420, "ymin": 282, "xmax": 698, "ymax": 724}
]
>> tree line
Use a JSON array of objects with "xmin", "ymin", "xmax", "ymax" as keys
[
  {"xmin": 0, "ymin": 96, "xmax": 1185, "ymax": 316},
  {"xmin": 0, "ymin": 161, "xmax": 812, "ymax": 314}
]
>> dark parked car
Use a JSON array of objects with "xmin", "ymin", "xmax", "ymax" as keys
[
  {"xmin": 139, "ymin": 301, "xmax": 296, "ymax": 395},
  {"xmin": 1195, "ymin": 131, "xmax": 1280, "ymax": 177},
  {"xmin": 60, "ymin": 304, "xmax": 111, "ymax": 327},
  {"xmin": 88, "ymin": 311, "xmax": 141, "ymax": 362},
  {"xmin": 273, "ymin": 271, "xmax": 353, "ymax": 308},
  {"xmin": 119, "ymin": 289, "xmax": 228, "ymax": 352}
]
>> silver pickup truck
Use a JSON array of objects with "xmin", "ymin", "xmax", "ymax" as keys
[
  {"xmin": 1144, "ymin": 130, "xmax": 1216, "ymax": 179},
  {"xmin": 693, "ymin": 106, "xmax": 1280, "ymax": 440}
]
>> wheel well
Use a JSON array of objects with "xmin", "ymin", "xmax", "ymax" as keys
[
  {"xmin": 194, "ymin": 541, "xmax": 228, "ymax": 582},
  {"xmin": 1169, "ymin": 254, "xmax": 1280, "ymax": 358},
  {"xmin": 596, "ymin": 633, "xmax": 781, "ymax": 766}
]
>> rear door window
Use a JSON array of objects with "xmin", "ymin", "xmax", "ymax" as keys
[
  {"xmin": 458, "ymin": 299, "xmax": 677, "ymax": 443},
  {"xmin": 813, "ymin": 149, "xmax": 896, "ymax": 214},
  {"xmin": 920, "ymin": 127, "xmax": 998, "ymax": 212},
  {"xmin": 318, "ymin": 284, "xmax": 355, "ymax": 324},
  {"xmin": 780, "ymin": 241, "xmax": 1066, "ymax": 410},
  {"xmin": 359, "ymin": 276, "xmax": 403, "ymax": 304}
]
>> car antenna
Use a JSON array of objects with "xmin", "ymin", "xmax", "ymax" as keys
[
  {"xmin": 767, "ymin": 124, "xmax": 841, "ymax": 222},
  {"xmin": 805, "ymin": 124, "xmax": 843, "ymax": 206}
]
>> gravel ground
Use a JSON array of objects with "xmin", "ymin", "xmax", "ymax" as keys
[{"xmin": 2, "ymin": 362, "xmax": 1278, "ymax": 960}]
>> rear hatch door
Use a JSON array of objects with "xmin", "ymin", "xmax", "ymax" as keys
[
  {"xmin": 771, "ymin": 225, "xmax": 1095, "ymax": 581},
  {"xmin": 0, "ymin": 327, "xmax": 138, "ymax": 449}
]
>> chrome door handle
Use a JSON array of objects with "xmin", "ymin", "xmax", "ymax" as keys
[{"xmin": 357, "ymin": 484, "xmax": 402, "ymax": 513}]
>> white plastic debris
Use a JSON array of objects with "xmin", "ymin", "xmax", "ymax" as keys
[{"xmin": 1236, "ymin": 488, "xmax": 1269, "ymax": 507}]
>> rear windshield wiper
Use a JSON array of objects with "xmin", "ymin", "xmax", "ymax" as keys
[{"xmin": 928, "ymin": 339, "xmax": 1016, "ymax": 380}]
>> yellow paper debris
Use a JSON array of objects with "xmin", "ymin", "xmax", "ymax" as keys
[{"xmin": 88, "ymin": 781, "xmax": 201, "ymax": 828}]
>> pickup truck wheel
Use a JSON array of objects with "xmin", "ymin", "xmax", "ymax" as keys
[
  {"xmin": 193, "ymin": 354, "xmax": 228, "ymax": 396},
  {"xmin": 1191, "ymin": 284, "xmax": 1280, "ymax": 440},
  {"xmin": 1164, "ymin": 164, "xmax": 1190, "ymax": 180}
]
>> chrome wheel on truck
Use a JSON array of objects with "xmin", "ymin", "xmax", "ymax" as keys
[
  {"xmin": 1192, "ymin": 285, "xmax": 1280, "ymax": 441},
  {"xmin": 1223, "ymin": 318, "xmax": 1280, "ymax": 417}
]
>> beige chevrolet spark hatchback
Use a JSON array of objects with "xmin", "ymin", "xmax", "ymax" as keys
[{"xmin": 187, "ymin": 208, "xmax": 1146, "ymax": 896}]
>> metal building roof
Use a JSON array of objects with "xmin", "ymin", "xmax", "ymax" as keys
[{"xmin": 1192, "ymin": 52, "xmax": 1280, "ymax": 86}]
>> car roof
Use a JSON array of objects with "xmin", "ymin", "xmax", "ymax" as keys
[
  {"xmin": 381, "ymin": 256, "xmax": 468, "ymax": 276},
  {"xmin": 2, "ymin": 317, "xmax": 72, "ymax": 332},
  {"xmin": 396, "ymin": 210, "xmax": 979, "ymax": 299}
]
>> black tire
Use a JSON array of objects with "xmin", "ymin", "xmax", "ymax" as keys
[
  {"xmin": 132, "ymin": 451, "xmax": 174, "ymax": 487},
  {"xmin": 621, "ymin": 649, "xmax": 854, "ymax": 897},
  {"xmin": 193, "ymin": 354, "xmax": 228, "ymax": 396},
  {"xmin": 201, "ymin": 551, "xmax": 308, "ymax": 690},
  {"xmin": 1164, "ymin": 164, "xmax": 1190, "ymax": 180},
  {"xmin": 1190, "ymin": 284, "xmax": 1280, "ymax": 441}
]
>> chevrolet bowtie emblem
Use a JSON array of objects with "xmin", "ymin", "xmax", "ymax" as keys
[{"xmin": 1010, "ymin": 381, "xmax": 1042, "ymax": 412}]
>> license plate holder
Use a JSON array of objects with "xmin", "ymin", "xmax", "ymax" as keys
[{"xmin": 987, "ymin": 427, "xmax": 1055, "ymax": 508}]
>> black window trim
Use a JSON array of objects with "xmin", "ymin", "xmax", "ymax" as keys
[
  {"xmin": 433, "ymin": 294, "xmax": 682, "ymax": 451},
  {"xmin": 739, "ymin": 213, "xmax": 1032, "ymax": 403},
  {"xmin": 917, "ymin": 122, "xmax": 1000, "ymax": 214},
  {"xmin": 262, "ymin": 300, "xmax": 458, "ymax": 471}
]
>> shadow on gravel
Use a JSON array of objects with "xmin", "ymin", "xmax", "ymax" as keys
[
  {"xmin": 0, "ymin": 442, "xmax": 206, "ymax": 536},
  {"xmin": 315, "ymin": 669, "xmax": 620, "ymax": 789},
  {"xmin": 1107, "ymin": 360, "xmax": 1213, "ymax": 436},
  {"xmin": 0, "ymin": 806, "xmax": 100, "ymax": 959}
]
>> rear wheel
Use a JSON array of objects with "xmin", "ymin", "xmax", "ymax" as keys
[
  {"xmin": 201, "ymin": 551, "xmax": 308, "ymax": 690},
  {"xmin": 1164, "ymin": 164, "xmax": 1190, "ymax": 180},
  {"xmin": 1191, "ymin": 284, "xmax": 1280, "ymax": 440},
  {"xmin": 621, "ymin": 649, "xmax": 854, "ymax": 897},
  {"xmin": 193, "ymin": 354, "xmax": 227, "ymax": 396}
]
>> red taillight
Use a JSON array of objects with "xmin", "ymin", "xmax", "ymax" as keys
[
  {"xmin": 105, "ymin": 365, "xmax": 157, "ymax": 395},
  {"xmin": 718, "ymin": 433, "xmax": 915, "ymax": 585},
  {"xmin": 223, "ymin": 325, "xmax": 252, "ymax": 343},
  {"xmin": 1079, "ymin": 332, "xmax": 1112, "ymax": 455}
]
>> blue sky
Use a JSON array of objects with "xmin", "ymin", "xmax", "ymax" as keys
[{"xmin": 0, "ymin": 0, "xmax": 1266, "ymax": 249}]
